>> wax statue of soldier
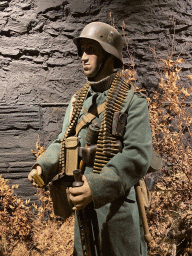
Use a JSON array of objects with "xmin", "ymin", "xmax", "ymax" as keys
[{"xmin": 28, "ymin": 22, "xmax": 152, "ymax": 256}]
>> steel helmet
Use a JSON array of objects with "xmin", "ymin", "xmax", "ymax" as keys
[{"xmin": 73, "ymin": 22, "xmax": 123, "ymax": 68}]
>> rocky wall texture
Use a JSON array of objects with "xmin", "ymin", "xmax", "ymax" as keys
[{"xmin": 0, "ymin": 0, "xmax": 191, "ymax": 202}]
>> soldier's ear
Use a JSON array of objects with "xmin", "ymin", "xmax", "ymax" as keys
[
  {"xmin": 106, "ymin": 54, "xmax": 115, "ymax": 67},
  {"xmin": 109, "ymin": 55, "xmax": 115, "ymax": 62}
]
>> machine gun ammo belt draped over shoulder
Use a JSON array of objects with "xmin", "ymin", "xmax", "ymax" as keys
[{"xmin": 58, "ymin": 72, "xmax": 128, "ymax": 176}]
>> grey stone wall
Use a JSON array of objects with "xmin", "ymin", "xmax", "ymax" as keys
[{"xmin": 0, "ymin": 0, "xmax": 191, "ymax": 203}]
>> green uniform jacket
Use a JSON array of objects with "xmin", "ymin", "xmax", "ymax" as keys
[{"xmin": 36, "ymin": 81, "xmax": 152, "ymax": 256}]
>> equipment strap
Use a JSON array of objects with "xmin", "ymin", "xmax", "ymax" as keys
[{"xmin": 75, "ymin": 102, "xmax": 106, "ymax": 135}]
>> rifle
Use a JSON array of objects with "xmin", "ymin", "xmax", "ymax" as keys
[
  {"xmin": 72, "ymin": 123, "xmax": 102, "ymax": 256},
  {"xmin": 73, "ymin": 169, "xmax": 102, "ymax": 256}
]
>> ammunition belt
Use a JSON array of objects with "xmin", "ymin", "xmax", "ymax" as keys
[
  {"xmin": 59, "ymin": 82, "xmax": 90, "ymax": 173},
  {"xmin": 59, "ymin": 72, "xmax": 130, "ymax": 175},
  {"xmin": 93, "ymin": 73, "xmax": 130, "ymax": 173}
]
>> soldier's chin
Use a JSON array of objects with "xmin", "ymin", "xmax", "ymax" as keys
[{"xmin": 84, "ymin": 70, "xmax": 95, "ymax": 78}]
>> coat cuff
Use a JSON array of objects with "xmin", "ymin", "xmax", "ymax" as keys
[{"xmin": 85, "ymin": 166, "xmax": 125, "ymax": 209}]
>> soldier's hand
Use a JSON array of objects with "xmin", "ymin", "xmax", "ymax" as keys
[
  {"xmin": 28, "ymin": 165, "xmax": 44, "ymax": 188},
  {"xmin": 69, "ymin": 175, "xmax": 92, "ymax": 210}
]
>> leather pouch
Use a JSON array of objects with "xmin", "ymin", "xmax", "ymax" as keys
[
  {"xmin": 65, "ymin": 136, "xmax": 79, "ymax": 175},
  {"xmin": 49, "ymin": 184, "xmax": 73, "ymax": 219}
]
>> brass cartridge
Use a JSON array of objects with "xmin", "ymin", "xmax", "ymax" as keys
[
  {"xmin": 93, "ymin": 170, "xmax": 101, "ymax": 173},
  {"xmin": 114, "ymin": 99, "xmax": 124, "ymax": 105},
  {"xmin": 107, "ymin": 94, "xmax": 122, "ymax": 102},
  {"xmin": 108, "ymin": 103, "xmax": 121, "ymax": 110},
  {"xmin": 94, "ymin": 163, "xmax": 106, "ymax": 167},
  {"xmin": 108, "ymin": 90, "xmax": 120, "ymax": 98},
  {"xmin": 93, "ymin": 166, "xmax": 102, "ymax": 171},
  {"xmin": 94, "ymin": 159, "xmax": 108, "ymax": 164},
  {"xmin": 117, "ymin": 89, "xmax": 127, "ymax": 95},
  {"xmin": 104, "ymin": 143, "xmax": 119, "ymax": 148},
  {"xmin": 95, "ymin": 151, "xmax": 108, "ymax": 156},
  {"xmin": 97, "ymin": 150, "xmax": 116, "ymax": 156},
  {"xmin": 103, "ymin": 127, "xmax": 112, "ymax": 132},
  {"xmin": 98, "ymin": 136, "xmax": 115, "ymax": 144},
  {"xmin": 104, "ymin": 147, "xmax": 119, "ymax": 152},
  {"xmin": 102, "ymin": 124, "xmax": 112, "ymax": 130},
  {"xmin": 97, "ymin": 139, "xmax": 115, "ymax": 143},
  {"xmin": 106, "ymin": 103, "xmax": 121, "ymax": 110},
  {"xmin": 102, "ymin": 115, "xmax": 113, "ymax": 121},
  {"xmin": 94, "ymin": 157, "xmax": 109, "ymax": 162},
  {"xmin": 105, "ymin": 105, "xmax": 115, "ymax": 112},
  {"xmin": 31, "ymin": 170, "xmax": 45, "ymax": 188}
]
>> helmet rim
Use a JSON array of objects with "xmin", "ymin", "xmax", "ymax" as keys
[{"xmin": 73, "ymin": 22, "xmax": 123, "ymax": 68}]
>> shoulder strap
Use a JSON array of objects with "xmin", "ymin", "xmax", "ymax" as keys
[{"xmin": 75, "ymin": 102, "xmax": 106, "ymax": 135}]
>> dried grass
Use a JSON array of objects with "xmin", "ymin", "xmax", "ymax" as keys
[
  {"xmin": 147, "ymin": 56, "xmax": 192, "ymax": 256},
  {"xmin": 0, "ymin": 176, "xmax": 74, "ymax": 255}
]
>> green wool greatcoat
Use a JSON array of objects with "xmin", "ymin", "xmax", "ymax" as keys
[{"xmin": 36, "ymin": 75, "xmax": 152, "ymax": 256}]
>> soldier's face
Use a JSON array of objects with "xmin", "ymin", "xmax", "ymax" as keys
[{"xmin": 80, "ymin": 39, "xmax": 104, "ymax": 79}]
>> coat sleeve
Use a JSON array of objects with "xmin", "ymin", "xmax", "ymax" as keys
[
  {"xmin": 85, "ymin": 93, "xmax": 152, "ymax": 209},
  {"xmin": 34, "ymin": 97, "xmax": 74, "ymax": 185}
]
